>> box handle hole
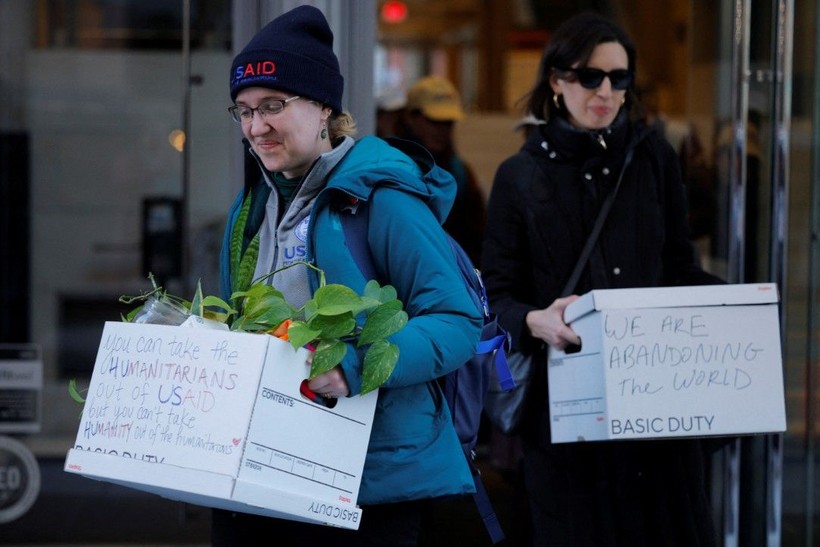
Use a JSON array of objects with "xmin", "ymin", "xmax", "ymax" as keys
[
  {"xmin": 299, "ymin": 379, "xmax": 338, "ymax": 409},
  {"xmin": 565, "ymin": 340, "xmax": 582, "ymax": 354}
]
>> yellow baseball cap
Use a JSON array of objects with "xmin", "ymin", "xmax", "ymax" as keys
[{"xmin": 406, "ymin": 76, "xmax": 465, "ymax": 122}]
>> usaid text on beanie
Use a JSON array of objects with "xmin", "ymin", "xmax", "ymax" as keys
[{"xmin": 229, "ymin": 5, "xmax": 344, "ymax": 112}]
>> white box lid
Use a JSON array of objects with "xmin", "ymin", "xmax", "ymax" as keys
[{"xmin": 564, "ymin": 283, "xmax": 779, "ymax": 324}]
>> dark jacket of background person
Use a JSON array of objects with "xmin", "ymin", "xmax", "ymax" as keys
[
  {"xmin": 438, "ymin": 153, "xmax": 485, "ymax": 265},
  {"xmin": 482, "ymin": 95, "xmax": 723, "ymax": 547}
]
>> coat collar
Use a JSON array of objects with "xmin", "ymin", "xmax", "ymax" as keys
[{"xmin": 526, "ymin": 110, "xmax": 630, "ymax": 162}]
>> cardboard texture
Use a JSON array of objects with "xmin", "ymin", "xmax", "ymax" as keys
[
  {"xmin": 548, "ymin": 283, "xmax": 786, "ymax": 443},
  {"xmin": 64, "ymin": 321, "xmax": 377, "ymax": 529}
]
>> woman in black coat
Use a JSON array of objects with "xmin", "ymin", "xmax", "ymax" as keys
[{"xmin": 482, "ymin": 12, "xmax": 723, "ymax": 547}]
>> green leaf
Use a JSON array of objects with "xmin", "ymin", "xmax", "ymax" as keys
[
  {"xmin": 361, "ymin": 340, "xmax": 399, "ymax": 394},
  {"xmin": 190, "ymin": 280, "xmax": 204, "ymax": 317},
  {"xmin": 227, "ymin": 317, "xmax": 251, "ymax": 331},
  {"xmin": 231, "ymin": 319, "xmax": 271, "ymax": 332},
  {"xmin": 230, "ymin": 191, "xmax": 253, "ymax": 292},
  {"xmin": 201, "ymin": 295, "xmax": 235, "ymax": 315},
  {"xmin": 244, "ymin": 292, "xmax": 293, "ymax": 318},
  {"xmin": 235, "ymin": 232, "xmax": 259, "ymax": 295},
  {"xmin": 251, "ymin": 309, "xmax": 294, "ymax": 330},
  {"xmin": 232, "ymin": 282, "xmax": 281, "ymax": 301},
  {"xmin": 235, "ymin": 286, "xmax": 291, "ymax": 317},
  {"xmin": 203, "ymin": 310, "xmax": 232, "ymax": 323},
  {"xmin": 311, "ymin": 284, "xmax": 362, "ymax": 316},
  {"xmin": 124, "ymin": 306, "xmax": 142, "ymax": 322},
  {"xmin": 363, "ymin": 280, "xmax": 382, "ymax": 300},
  {"xmin": 307, "ymin": 312, "xmax": 357, "ymax": 339},
  {"xmin": 68, "ymin": 378, "xmax": 86, "ymax": 404},
  {"xmin": 304, "ymin": 298, "xmax": 318, "ymax": 321},
  {"xmin": 288, "ymin": 321, "xmax": 321, "ymax": 349},
  {"xmin": 354, "ymin": 296, "xmax": 382, "ymax": 315},
  {"xmin": 358, "ymin": 301, "xmax": 408, "ymax": 346},
  {"xmin": 309, "ymin": 339, "xmax": 347, "ymax": 378},
  {"xmin": 364, "ymin": 280, "xmax": 398, "ymax": 303}
]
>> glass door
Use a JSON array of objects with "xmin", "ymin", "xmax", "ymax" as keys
[{"xmin": 689, "ymin": 0, "xmax": 818, "ymax": 545}]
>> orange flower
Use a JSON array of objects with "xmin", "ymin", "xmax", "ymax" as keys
[{"xmin": 270, "ymin": 319, "xmax": 292, "ymax": 341}]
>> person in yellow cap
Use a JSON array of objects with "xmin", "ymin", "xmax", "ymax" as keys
[{"xmin": 400, "ymin": 75, "xmax": 486, "ymax": 265}]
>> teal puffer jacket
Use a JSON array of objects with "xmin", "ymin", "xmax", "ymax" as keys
[{"xmin": 221, "ymin": 135, "xmax": 482, "ymax": 504}]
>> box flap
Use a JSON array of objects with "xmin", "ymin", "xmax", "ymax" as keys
[{"xmin": 565, "ymin": 283, "xmax": 778, "ymax": 324}]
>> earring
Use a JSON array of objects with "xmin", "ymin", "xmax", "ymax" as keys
[
  {"xmin": 621, "ymin": 96, "xmax": 626, "ymax": 105},
  {"xmin": 553, "ymin": 94, "xmax": 561, "ymax": 109},
  {"xmin": 321, "ymin": 127, "xmax": 328, "ymax": 139}
]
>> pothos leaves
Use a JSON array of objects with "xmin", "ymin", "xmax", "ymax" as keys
[
  {"xmin": 361, "ymin": 339, "xmax": 400, "ymax": 395},
  {"xmin": 118, "ymin": 267, "xmax": 407, "ymax": 396},
  {"xmin": 233, "ymin": 276, "xmax": 408, "ymax": 395}
]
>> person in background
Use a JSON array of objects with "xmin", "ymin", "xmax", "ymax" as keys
[
  {"xmin": 481, "ymin": 12, "xmax": 723, "ymax": 547},
  {"xmin": 375, "ymin": 87, "xmax": 407, "ymax": 138},
  {"xmin": 400, "ymin": 75, "xmax": 486, "ymax": 265},
  {"xmin": 214, "ymin": 6, "xmax": 482, "ymax": 546}
]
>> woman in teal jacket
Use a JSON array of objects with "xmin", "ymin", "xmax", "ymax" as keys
[{"xmin": 213, "ymin": 6, "xmax": 481, "ymax": 546}]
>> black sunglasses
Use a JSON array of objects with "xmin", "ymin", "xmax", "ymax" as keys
[{"xmin": 560, "ymin": 67, "xmax": 633, "ymax": 90}]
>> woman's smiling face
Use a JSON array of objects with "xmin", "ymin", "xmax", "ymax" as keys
[
  {"xmin": 550, "ymin": 41, "xmax": 630, "ymax": 131},
  {"xmin": 235, "ymin": 86, "xmax": 332, "ymax": 178}
]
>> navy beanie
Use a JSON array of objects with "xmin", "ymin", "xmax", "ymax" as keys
[{"xmin": 229, "ymin": 5, "xmax": 344, "ymax": 112}]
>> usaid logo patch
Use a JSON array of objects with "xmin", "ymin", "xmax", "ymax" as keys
[
  {"xmin": 295, "ymin": 216, "xmax": 310, "ymax": 242},
  {"xmin": 232, "ymin": 60, "xmax": 277, "ymax": 86}
]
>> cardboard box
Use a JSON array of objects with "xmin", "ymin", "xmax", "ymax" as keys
[
  {"xmin": 548, "ymin": 283, "xmax": 786, "ymax": 443},
  {"xmin": 64, "ymin": 321, "xmax": 377, "ymax": 529}
]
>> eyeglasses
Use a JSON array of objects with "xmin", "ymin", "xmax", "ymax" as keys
[
  {"xmin": 228, "ymin": 96, "xmax": 302, "ymax": 123},
  {"xmin": 559, "ymin": 67, "xmax": 633, "ymax": 90}
]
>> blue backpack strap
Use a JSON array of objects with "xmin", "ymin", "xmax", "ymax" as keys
[
  {"xmin": 340, "ymin": 200, "xmax": 378, "ymax": 282},
  {"xmin": 470, "ymin": 461, "xmax": 506, "ymax": 544},
  {"xmin": 488, "ymin": 341, "xmax": 514, "ymax": 392},
  {"xmin": 472, "ymin": 277, "xmax": 514, "ymax": 392},
  {"xmin": 446, "ymin": 235, "xmax": 513, "ymax": 393}
]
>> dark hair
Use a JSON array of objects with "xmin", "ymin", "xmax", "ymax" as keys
[{"xmin": 525, "ymin": 12, "xmax": 638, "ymax": 122}]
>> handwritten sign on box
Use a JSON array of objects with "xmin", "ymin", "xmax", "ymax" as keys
[
  {"xmin": 72, "ymin": 321, "xmax": 268, "ymax": 475},
  {"xmin": 548, "ymin": 283, "xmax": 787, "ymax": 443},
  {"xmin": 66, "ymin": 321, "xmax": 378, "ymax": 529}
]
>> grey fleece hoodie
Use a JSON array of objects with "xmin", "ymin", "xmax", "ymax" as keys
[{"xmin": 251, "ymin": 137, "xmax": 355, "ymax": 310}]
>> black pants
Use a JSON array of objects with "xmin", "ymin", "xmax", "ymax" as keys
[
  {"xmin": 211, "ymin": 500, "xmax": 428, "ymax": 547},
  {"xmin": 522, "ymin": 439, "xmax": 717, "ymax": 547}
]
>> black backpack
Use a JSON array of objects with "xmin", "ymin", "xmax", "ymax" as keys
[{"xmin": 339, "ymin": 138, "xmax": 512, "ymax": 544}]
